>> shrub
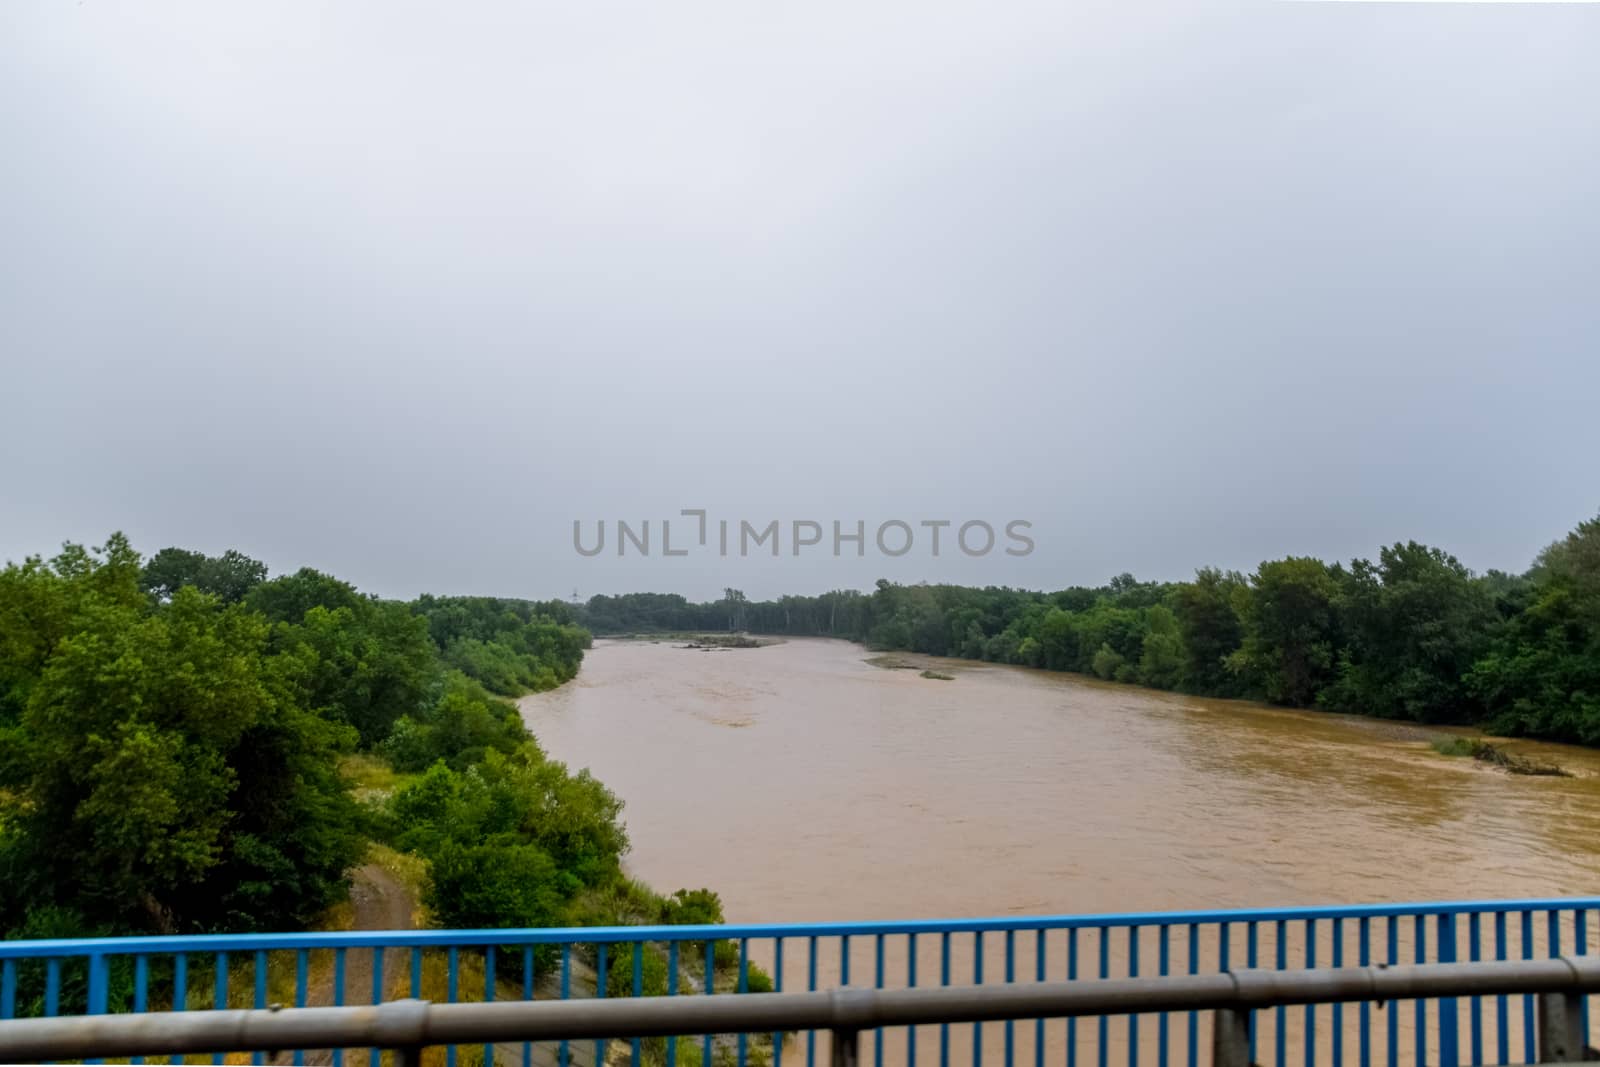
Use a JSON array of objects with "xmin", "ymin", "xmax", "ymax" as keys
[
  {"xmin": 424, "ymin": 842, "xmax": 567, "ymax": 930},
  {"xmin": 1091, "ymin": 643, "xmax": 1124, "ymax": 680}
]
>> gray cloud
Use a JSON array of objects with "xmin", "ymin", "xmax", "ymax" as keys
[{"xmin": 3, "ymin": 0, "xmax": 1597, "ymax": 601}]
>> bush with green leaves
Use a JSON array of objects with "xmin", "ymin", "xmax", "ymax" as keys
[
  {"xmin": 389, "ymin": 745, "xmax": 628, "ymax": 925},
  {"xmin": 381, "ymin": 672, "xmax": 528, "ymax": 772}
]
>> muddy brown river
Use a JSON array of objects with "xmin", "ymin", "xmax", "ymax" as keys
[
  {"xmin": 519, "ymin": 637, "xmax": 1600, "ymax": 1065},
  {"xmin": 520, "ymin": 637, "xmax": 1600, "ymax": 921}
]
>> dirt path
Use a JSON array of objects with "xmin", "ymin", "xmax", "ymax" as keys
[
  {"xmin": 275, "ymin": 864, "xmax": 416, "ymax": 1066},
  {"xmin": 343, "ymin": 863, "xmax": 415, "ymax": 1005}
]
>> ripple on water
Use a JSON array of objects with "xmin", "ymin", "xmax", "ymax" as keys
[{"xmin": 519, "ymin": 637, "xmax": 1600, "ymax": 920}]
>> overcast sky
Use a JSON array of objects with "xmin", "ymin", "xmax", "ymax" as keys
[{"xmin": 3, "ymin": 1, "xmax": 1597, "ymax": 603}]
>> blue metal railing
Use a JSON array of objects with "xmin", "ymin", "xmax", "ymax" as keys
[{"xmin": 1, "ymin": 898, "xmax": 1597, "ymax": 1067}]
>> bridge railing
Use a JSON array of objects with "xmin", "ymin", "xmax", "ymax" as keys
[
  {"xmin": 1, "ymin": 898, "xmax": 1597, "ymax": 1067},
  {"xmin": 1, "ymin": 956, "xmax": 1598, "ymax": 1067}
]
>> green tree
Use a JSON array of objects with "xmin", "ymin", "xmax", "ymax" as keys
[
  {"xmin": 1325, "ymin": 543, "xmax": 1494, "ymax": 722},
  {"xmin": 1469, "ymin": 516, "xmax": 1600, "ymax": 744},
  {"xmin": 1137, "ymin": 606, "xmax": 1185, "ymax": 690},
  {"xmin": 0, "ymin": 538, "xmax": 361, "ymax": 935},
  {"xmin": 381, "ymin": 672, "xmax": 528, "ymax": 772},
  {"xmin": 142, "ymin": 548, "xmax": 268, "ymax": 604},
  {"xmin": 1229, "ymin": 557, "xmax": 1342, "ymax": 706},
  {"xmin": 1170, "ymin": 569, "xmax": 1246, "ymax": 695},
  {"xmin": 244, "ymin": 568, "xmax": 363, "ymax": 624},
  {"xmin": 275, "ymin": 600, "xmax": 437, "ymax": 748}
]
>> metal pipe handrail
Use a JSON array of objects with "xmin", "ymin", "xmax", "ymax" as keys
[{"xmin": 2, "ymin": 956, "xmax": 1599, "ymax": 1064}]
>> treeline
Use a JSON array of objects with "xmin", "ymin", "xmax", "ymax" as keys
[
  {"xmin": 0, "ymin": 535, "xmax": 610, "ymax": 943},
  {"xmin": 581, "ymin": 513, "xmax": 1600, "ymax": 746}
]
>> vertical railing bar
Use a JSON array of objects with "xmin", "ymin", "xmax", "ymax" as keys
[
  {"xmin": 1157, "ymin": 926, "xmax": 1169, "ymax": 1067},
  {"xmin": 41, "ymin": 959, "xmax": 60, "ymax": 1017},
  {"xmin": 294, "ymin": 948, "xmax": 309, "ymax": 1067},
  {"xmin": 132, "ymin": 954, "xmax": 150, "ymax": 1014},
  {"xmin": 876, "ymin": 934, "xmax": 887, "ymax": 1067},
  {"xmin": 410, "ymin": 948, "xmax": 421, "ymax": 999},
  {"xmin": 252, "ymin": 953, "xmax": 268, "ymax": 1011},
  {"xmin": 132, "ymin": 955, "xmax": 147, "ymax": 1067},
  {"xmin": 1521, "ymin": 910, "xmax": 1535, "ymax": 1064},
  {"xmin": 973, "ymin": 930, "xmax": 984, "ymax": 1067},
  {"xmin": 1357, "ymin": 917, "xmax": 1368, "ymax": 1067},
  {"xmin": 1069, "ymin": 928, "xmax": 1081, "ymax": 1067},
  {"xmin": 0, "ymin": 959, "xmax": 14, "ymax": 1022},
  {"xmin": 1469, "ymin": 913, "xmax": 1483, "ymax": 1067},
  {"xmin": 734, "ymin": 940, "xmax": 746, "ymax": 1067},
  {"xmin": 636, "ymin": 940, "xmax": 648, "ymax": 1067},
  {"xmin": 1004, "ymin": 930, "xmax": 1016, "ymax": 1067},
  {"xmin": 174, "ymin": 952, "xmax": 188, "ymax": 1012},
  {"xmin": 44, "ymin": 958, "xmax": 60, "ymax": 1018},
  {"xmin": 484, "ymin": 944, "xmax": 495, "ymax": 1067},
  {"xmin": 941, "ymin": 930, "xmax": 952, "ymax": 1067},
  {"xmin": 1183, "ymin": 925, "xmax": 1196, "ymax": 1067},
  {"xmin": 87, "ymin": 952, "xmax": 108, "ymax": 1017},
  {"xmin": 1438, "ymin": 912, "xmax": 1459, "ymax": 1067},
  {"xmin": 669, "ymin": 941, "xmax": 681, "ymax": 1067},
  {"xmin": 0, "ymin": 959, "xmax": 14, "ymax": 1023},
  {"xmin": 1274, "ymin": 919, "xmax": 1286, "ymax": 1067},
  {"xmin": 1305, "ymin": 919, "xmax": 1316, "ymax": 1067},
  {"xmin": 1413, "ymin": 914, "xmax": 1427, "ymax": 1067},
  {"xmin": 447, "ymin": 945, "xmax": 460, "ymax": 1067},
  {"xmin": 777, "ymin": 937, "xmax": 787, "ymax": 1067},
  {"xmin": 1035, "ymin": 930, "xmax": 1046, "ymax": 1067},
  {"xmin": 560, "ymin": 942, "xmax": 572, "ymax": 1067},
  {"xmin": 596, "ymin": 938, "xmax": 610, "ymax": 1067},
  {"xmin": 1096, "ymin": 927, "xmax": 1108, "ymax": 1067},
  {"xmin": 333, "ymin": 947, "xmax": 347, "ymax": 1067},
  {"xmin": 703, "ymin": 940, "xmax": 716, "ymax": 1067},
  {"xmin": 1331, "ymin": 917, "xmax": 1343, "ymax": 1067},
  {"xmin": 1495, "ymin": 912, "xmax": 1509, "ymax": 1066},
  {"xmin": 373, "ymin": 947, "xmax": 390, "ymax": 1067},
  {"xmin": 83, "ymin": 953, "xmax": 108, "ymax": 1067},
  {"xmin": 1575, "ymin": 910, "xmax": 1591, "ymax": 1056},
  {"xmin": 1248, "ymin": 922, "xmax": 1260, "ymax": 1066},
  {"xmin": 212, "ymin": 951, "xmax": 227, "ymax": 1066},
  {"xmin": 1126, "ymin": 927, "xmax": 1138, "ymax": 1067},
  {"xmin": 809, "ymin": 936, "xmax": 820, "ymax": 1067},
  {"xmin": 907, "ymin": 934, "xmax": 918, "ymax": 1067},
  {"xmin": 522, "ymin": 945, "xmax": 534, "ymax": 1067},
  {"xmin": 1218, "ymin": 924, "xmax": 1229, "ymax": 1067},
  {"xmin": 253, "ymin": 950, "xmax": 268, "ymax": 1067},
  {"xmin": 1385, "ymin": 917, "xmax": 1399, "ymax": 1067}
]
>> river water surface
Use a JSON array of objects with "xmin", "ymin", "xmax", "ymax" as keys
[
  {"xmin": 519, "ymin": 638, "xmax": 1600, "ymax": 1064},
  {"xmin": 520, "ymin": 637, "xmax": 1600, "ymax": 922}
]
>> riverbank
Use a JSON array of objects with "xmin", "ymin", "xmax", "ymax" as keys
[
  {"xmin": 850, "ymin": 642, "xmax": 1584, "ymax": 777},
  {"xmin": 578, "ymin": 515, "xmax": 1600, "ymax": 748}
]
